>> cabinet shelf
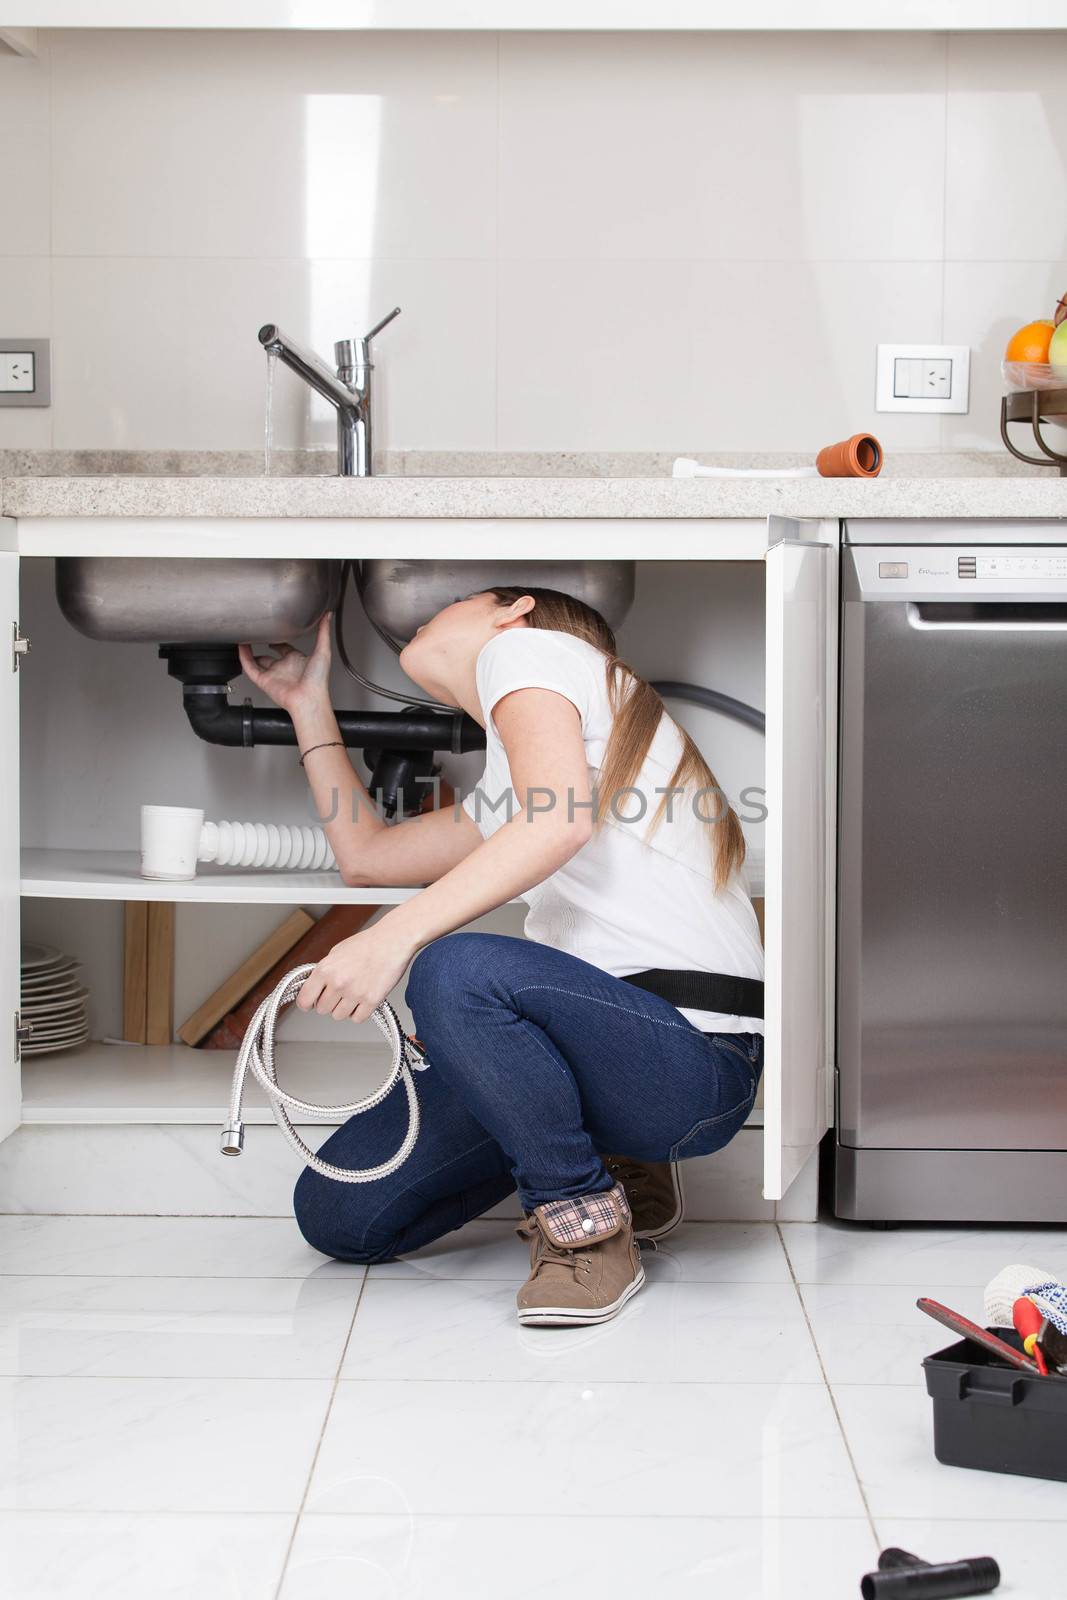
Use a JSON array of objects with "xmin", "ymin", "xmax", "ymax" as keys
[
  {"xmin": 21, "ymin": 846, "xmax": 766, "ymax": 902},
  {"xmin": 20, "ymin": 848, "xmax": 425, "ymax": 905},
  {"xmin": 20, "ymin": 1039, "xmax": 393, "ymax": 1124}
]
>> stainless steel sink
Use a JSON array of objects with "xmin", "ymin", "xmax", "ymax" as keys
[
  {"xmin": 54, "ymin": 554, "xmax": 634, "ymax": 648},
  {"xmin": 357, "ymin": 559, "xmax": 635, "ymax": 642},
  {"xmin": 55, "ymin": 557, "xmax": 344, "ymax": 643}
]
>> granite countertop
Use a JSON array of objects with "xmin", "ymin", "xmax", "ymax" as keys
[{"xmin": 2, "ymin": 451, "xmax": 1066, "ymax": 520}]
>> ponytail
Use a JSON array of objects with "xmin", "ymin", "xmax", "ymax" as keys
[{"xmin": 487, "ymin": 586, "xmax": 746, "ymax": 892}]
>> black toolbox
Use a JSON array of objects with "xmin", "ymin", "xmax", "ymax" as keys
[{"xmin": 923, "ymin": 1333, "xmax": 1067, "ymax": 1482}]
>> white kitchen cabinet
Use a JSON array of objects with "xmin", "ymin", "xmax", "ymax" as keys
[
  {"xmin": 763, "ymin": 520, "xmax": 837, "ymax": 1200},
  {"xmin": 0, "ymin": 551, "xmax": 21, "ymax": 1141},
  {"xmin": 3, "ymin": 515, "xmax": 839, "ymax": 1203}
]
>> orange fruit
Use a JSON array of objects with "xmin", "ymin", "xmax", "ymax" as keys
[{"xmin": 1005, "ymin": 320, "xmax": 1054, "ymax": 363}]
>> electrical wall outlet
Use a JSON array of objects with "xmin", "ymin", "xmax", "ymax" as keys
[
  {"xmin": 876, "ymin": 343, "xmax": 969, "ymax": 414},
  {"xmin": 2, "ymin": 352, "xmax": 34, "ymax": 392},
  {"xmin": 0, "ymin": 338, "xmax": 50, "ymax": 406}
]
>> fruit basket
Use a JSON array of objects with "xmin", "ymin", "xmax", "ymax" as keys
[
  {"xmin": 1000, "ymin": 380, "xmax": 1067, "ymax": 473},
  {"xmin": 1002, "ymin": 359, "xmax": 1067, "ymax": 392},
  {"xmin": 1000, "ymin": 309, "xmax": 1067, "ymax": 471}
]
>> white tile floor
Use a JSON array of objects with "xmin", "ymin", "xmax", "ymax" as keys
[{"xmin": 1, "ymin": 1215, "xmax": 1065, "ymax": 1599}]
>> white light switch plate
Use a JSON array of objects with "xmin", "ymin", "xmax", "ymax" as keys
[{"xmin": 876, "ymin": 343, "xmax": 970, "ymax": 414}]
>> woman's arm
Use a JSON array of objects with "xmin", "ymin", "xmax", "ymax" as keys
[
  {"xmin": 297, "ymin": 685, "xmax": 593, "ymax": 1021},
  {"xmin": 237, "ymin": 617, "xmax": 481, "ymax": 887}
]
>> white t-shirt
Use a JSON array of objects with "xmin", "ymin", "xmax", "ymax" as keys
[{"xmin": 461, "ymin": 628, "xmax": 765, "ymax": 1035}]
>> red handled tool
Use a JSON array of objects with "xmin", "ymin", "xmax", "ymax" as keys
[
  {"xmin": 916, "ymin": 1298, "xmax": 1042, "ymax": 1373},
  {"xmin": 1011, "ymin": 1297, "xmax": 1050, "ymax": 1375}
]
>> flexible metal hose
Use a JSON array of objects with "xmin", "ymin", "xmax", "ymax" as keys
[
  {"xmin": 335, "ymin": 559, "xmax": 456, "ymax": 710},
  {"xmin": 220, "ymin": 964, "xmax": 427, "ymax": 1183}
]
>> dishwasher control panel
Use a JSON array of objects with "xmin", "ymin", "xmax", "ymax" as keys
[
  {"xmin": 846, "ymin": 546, "xmax": 1067, "ymax": 602},
  {"xmin": 963, "ymin": 554, "xmax": 1067, "ymax": 580}
]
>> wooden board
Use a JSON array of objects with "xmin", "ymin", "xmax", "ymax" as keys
[
  {"xmin": 145, "ymin": 902, "xmax": 176, "ymax": 1046},
  {"xmin": 122, "ymin": 901, "xmax": 149, "ymax": 1043},
  {"xmin": 178, "ymin": 907, "xmax": 315, "ymax": 1047},
  {"xmin": 201, "ymin": 903, "xmax": 381, "ymax": 1050}
]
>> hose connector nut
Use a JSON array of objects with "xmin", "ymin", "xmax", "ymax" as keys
[{"xmin": 220, "ymin": 1123, "xmax": 245, "ymax": 1157}]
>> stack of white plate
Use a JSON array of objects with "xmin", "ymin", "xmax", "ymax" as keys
[{"xmin": 20, "ymin": 943, "xmax": 89, "ymax": 1055}]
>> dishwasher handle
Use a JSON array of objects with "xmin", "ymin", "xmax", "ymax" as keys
[{"xmin": 908, "ymin": 601, "xmax": 1067, "ymax": 630}]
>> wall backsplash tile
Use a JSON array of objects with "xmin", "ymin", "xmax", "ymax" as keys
[
  {"xmin": 0, "ymin": 258, "xmax": 53, "ymax": 450},
  {"xmin": 0, "ymin": 33, "xmax": 51, "ymax": 259},
  {"xmin": 2, "ymin": 28, "xmax": 1066, "ymax": 457},
  {"xmin": 49, "ymin": 29, "xmax": 499, "ymax": 262},
  {"xmin": 49, "ymin": 254, "xmax": 497, "ymax": 452},
  {"xmin": 497, "ymin": 32, "xmax": 947, "ymax": 265},
  {"xmin": 497, "ymin": 257, "xmax": 946, "ymax": 453},
  {"xmin": 945, "ymin": 34, "xmax": 1067, "ymax": 265}
]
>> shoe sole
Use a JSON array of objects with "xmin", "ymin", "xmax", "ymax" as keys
[
  {"xmin": 517, "ymin": 1265, "xmax": 646, "ymax": 1327},
  {"xmin": 633, "ymin": 1161, "xmax": 684, "ymax": 1242}
]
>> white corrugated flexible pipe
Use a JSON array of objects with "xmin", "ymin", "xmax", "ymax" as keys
[
  {"xmin": 201, "ymin": 819, "xmax": 335, "ymax": 871},
  {"xmin": 140, "ymin": 805, "xmax": 336, "ymax": 881},
  {"xmin": 220, "ymin": 964, "xmax": 428, "ymax": 1183}
]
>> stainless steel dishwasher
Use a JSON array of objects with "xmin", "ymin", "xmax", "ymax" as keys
[{"xmin": 835, "ymin": 521, "xmax": 1067, "ymax": 1222}]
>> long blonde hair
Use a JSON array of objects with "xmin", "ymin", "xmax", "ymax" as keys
[{"xmin": 488, "ymin": 586, "xmax": 746, "ymax": 892}]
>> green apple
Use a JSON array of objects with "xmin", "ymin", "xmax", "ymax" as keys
[{"xmin": 1049, "ymin": 320, "xmax": 1067, "ymax": 373}]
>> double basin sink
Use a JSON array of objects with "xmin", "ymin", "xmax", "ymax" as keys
[{"xmin": 55, "ymin": 557, "xmax": 636, "ymax": 645}]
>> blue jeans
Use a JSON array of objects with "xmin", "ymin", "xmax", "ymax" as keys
[{"xmin": 293, "ymin": 932, "xmax": 763, "ymax": 1264}]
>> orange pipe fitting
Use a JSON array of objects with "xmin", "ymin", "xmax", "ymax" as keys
[{"xmin": 816, "ymin": 433, "xmax": 883, "ymax": 478}]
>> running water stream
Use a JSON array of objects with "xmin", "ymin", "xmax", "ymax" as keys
[{"xmin": 263, "ymin": 348, "xmax": 277, "ymax": 476}]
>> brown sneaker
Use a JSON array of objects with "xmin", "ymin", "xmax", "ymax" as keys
[
  {"xmin": 515, "ymin": 1183, "xmax": 645, "ymax": 1327},
  {"xmin": 601, "ymin": 1154, "xmax": 683, "ymax": 1241}
]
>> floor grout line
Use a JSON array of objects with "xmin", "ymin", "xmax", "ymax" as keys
[
  {"xmin": 271, "ymin": 1267, "xmax": 370, "ymax": 1600},
  {"xmin": 0, "ymin": 1272, "xmax": 366, "ymax": 1282},
  {"xmin": 776, "ymin": 1222, "xmax": 880, "ymax": 1549},
  {"xmin": 0, "ymin": 1507, "xmax": 894, "ymax": 1523},
  {"xmin": 0, "ymin": 1212, "xmax": 298, "ymax": 1220}
]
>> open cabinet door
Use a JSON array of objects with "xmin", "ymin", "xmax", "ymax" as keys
[
  {"xmin": 0, "ymin": 553, "xmax": 20, "ymax": 1140},
  {"xmin": 763, "ymin": 520, "xmax": 836, "ymax": 1199}
]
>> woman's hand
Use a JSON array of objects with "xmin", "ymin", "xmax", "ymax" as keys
[
  {"xmin": 296, "ymin": 916, "xmax": 419, "ymax": 1025},
  {"xmin": 238, "ymin": 611, "xmax": 332, "ymax": 715}
]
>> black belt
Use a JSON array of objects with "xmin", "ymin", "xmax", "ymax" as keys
[{"xmin": 622, "ymin": 968, "xmax": 765, "ymax": 1021}]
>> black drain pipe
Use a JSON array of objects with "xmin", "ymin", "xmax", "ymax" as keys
[
  {"xmin": 159, "ymin": 644, "xmax": 485, "ymax": 816},
  {"xmin": 159, "ymin": 644, "xmax": 485, "ymax": 756}
]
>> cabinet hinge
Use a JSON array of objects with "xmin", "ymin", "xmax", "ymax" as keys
[
  {"xmin": 15, "ymin": 1012, "xmax": 33, "ymax": 1062},
  {"xmin": 12, "ymin": 622, "xmax": 30, "ymax": 672}
]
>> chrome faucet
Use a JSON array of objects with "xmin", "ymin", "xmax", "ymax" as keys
[{"xmin": 257, "ymin": 307, "xmax": 401, "ymax": 477}]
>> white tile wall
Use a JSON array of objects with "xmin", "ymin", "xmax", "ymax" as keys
[
  {"xmin": 49, "ymin": 254, "xmax": 497, "ymax": 451},
  {"xmin": 49, "ymin": 30, "xmax": 499, "ymax": 263},
  {"xmin": 2, "ymin": 28, "xmax": 1066, "ymax": 454},
  {"xmin": 0, "ymin": 37, "xmax": 50, "ymax": 258},
  {"xmin": 945, "ymin": 33, "xmax": 1067, "ymax": 264},
  {"xmin": 0, "ymin": 260, "xmax": 52, "ymax": 448},
  {"xmin": 497, "ymin": 257, "xmax": 945, "ymax": 452},
  {"xmin": 497, "ymin": 32, "xmax": 947, "ymax": 264}
]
